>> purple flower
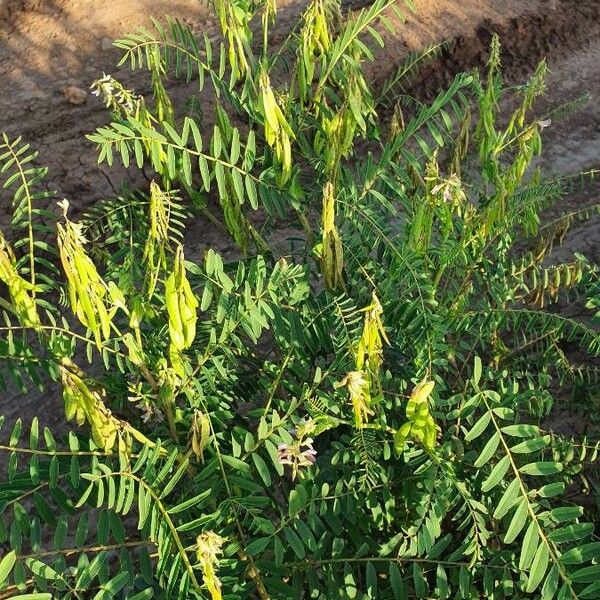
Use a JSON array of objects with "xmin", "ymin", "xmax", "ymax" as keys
[{"xmin": 277, "ymin": 438, "xmax": 317, "ymax": 479}]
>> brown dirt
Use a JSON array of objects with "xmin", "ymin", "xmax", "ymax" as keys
[{"xmin": 1, "ymin": 0, "xmax": 600, "ymax": 422}]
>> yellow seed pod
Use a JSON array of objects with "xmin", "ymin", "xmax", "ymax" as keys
[
  {"xmin": 406, "ymin": 380, "xmax": 435, "ymax": 419},
  {"xmin": 123, "ymin": 333, "xmax": 144, "ymax": 367},
  {"xmin": 57, "ymin": 201, "xmax": 116, "ymax": 348},
  {"xmin": 393, "ymin": 421, "xmax": 412, "ymax": 453},
  {"xmin": 213, "ymin": 0, "xmax": 250, "ymax": 79},
  {"xmin": 180, "ymin": 279, "xmax": 199, "ymax": 347},
  {"xmin": 63, "ymin": 384, "xmax": 85, "ymax": 426},
  {"xmin": 356, "ymin": 293, "xmax": 389, "ymax": 366},
  {"xmin": 165, "ymin": 277, "xmax": 185, "ymax": 351},
  {"xmin": 165, "ymin": 245, "xmax": 197, "ymax": 353},
  {"xmin": 260, "ymin": 72, "xmax": 281, "ymax": 137},
  {"xmin": 355, "ymin": 292, "xmax": 389, "ymax": 402},
  {"xmin": 298, "ymin": 0, "xmax": 330, "ymax": 100},
  {"xmin": 395, "ymin": 379, "xmax": 439, "ymax": 455},
  {"xmin": 144, "ymin": 182, "xmax": 171, "ymax": 297},
  {"xmin": 169, "ymin": 344, "xmax": 186, "ymax": 378},
  {"xmin": 279, "ymin": 132, "xmax": 292, "ymax": 183},
  {"xmin": 321, "ymin": 181, "xmax": 344, "ymax": 290},
  {"xmin": 191, "ymin": 409, "xmax": 211, "ymax": 462},
  {"xmin": 60, "ymin": 365, "xmax": 123, "ymax": 453},
  {"xmin": 0, "ymin": 232, "xmax": 39, "ymax": 328},
  {"xmin": 315, "ymin": 5, "xmax": 330, "ymax": 52},
  {"xmin": 259, "ymin": 70, "xmax": 294, "ymax": 184},
  {"xmin": 422, "ymin": 419, "xmax": 438, "ymax": 452},
  {"xmin": 411, "ymin": 409, "xmax": 431, "ymax": 431}
]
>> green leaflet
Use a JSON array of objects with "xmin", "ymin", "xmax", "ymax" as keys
[
  {"xmin": 504, "ymin": 497, "xmax": 529, "ymax": 544},
  {"xmin": 493, "ymin": 477, "xmax": 521, "ymax": 520},
  {"xmin": 526, "ymin": 542, "xmax": 550, "ymax": 593}
]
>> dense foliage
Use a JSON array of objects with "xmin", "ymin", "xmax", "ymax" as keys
[{"xmin": 0, "ymin": 0, "xmax": 599, "ymax": 598}]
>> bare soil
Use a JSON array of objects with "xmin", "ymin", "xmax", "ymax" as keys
[{"xmin": 1, "ymin": 0, "xmax": 600, "ymax": 422}]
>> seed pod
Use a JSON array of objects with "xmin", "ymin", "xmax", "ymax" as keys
[
  {"xmin": 0, "ymin": 232, "xmax": 39, "ymax": 328},
  {"xmin": 213, "ymin": 0, "xmax": 250, "ymax": 79},
  {"xmin": 169, "ymin": 345, "xmax": 185, "ymax": 378},
  {"xmin": 218, "ymin": 172, "xmax": 250, "ymax": 254},
  {"xmin": 63, "ymin": 385, "xmax": 84, "ymax": 426},
  {"xmin": 297, "ymin": 0, "xmax": 331, "ymax": 102},
  {"xmin": 355, "ymin": 292, "xmax": 389, "ymax": 401},
  {"xmin": 181, "ymin": 277, "xmax": 199, "ymax": 347},
  {"xmin": 191, "ymin": 409, "xmax": 211, "ymax": 462},
  {"xmin": 390, "ymin": 102, "xmax": 405, "ymax": 138},
  {"xmin": 143, "ymin": 182, "xmax": 171, "ymax": 298},
  {"xmin": 261, "ymin": 82, "xmax": 281, "ymax": 138},
  {"xmin": 259, "ymin": 70, "xmax": 295, "ymax": 184},
  {"xmin": 396, "ymin": 379, "xmax": 439, "ymax": 455},
  {"xmin": 129, "ymin": 296, "xmax": 144, "ymax": 330},
  {"xmin": 406, "ymin": 380, "xmax": 435, "ymax": 419},
  {"xmin": 423, "ymin": 419, "xmax": 438, "ymax": 452},
  {"xmin": 165, "ymin": 245, "xmax": 198, "ymax": 368},
  {"xmin": 61, "ymin": 365, "xmax": 123, "ymax": 453},
  {"xmin": 165, "ymin": 270, "xmax": 185, "ymax": 351},
  {"xmin": 394, "ymin": 422, "xmax": 412, "ymax": 454},
  {"xmin": 123, "ymin": 333, "xmax": 144, "ymax": 367},
  {"xmin": 57, "ymin": 202, "xmax": 118, "ymax": 348},
  {"xmin": 315, "ymin": 9, "xmax": 330, "ymax": 50},
  {"xmin": 321, "ymin": 181, "xmax": 344, "ymax": 290}
]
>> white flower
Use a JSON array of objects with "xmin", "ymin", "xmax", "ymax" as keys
[
  {"xmin": 90, "ymin": 73, "xmax": 139, "ymax": 116},
  {"xmin": 57, "ymin": 199, "xmax": 70, "ymax": 217}
]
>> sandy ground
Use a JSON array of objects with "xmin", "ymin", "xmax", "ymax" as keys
[{"xmin": 0, "ymin": 0, "xmax": 599, "ymax": 424}]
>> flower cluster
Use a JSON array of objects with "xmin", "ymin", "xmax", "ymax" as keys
[
  {"xmin": 336, "ymin": 370, "xmax": 373, "ymax": 428},
  {"xmin": 196, "ymin": 531, "xmax": 226, "ymax": 600},
  {"xmin": 90, "ymin": 73, "xmax": 140, "ymax": 115},
  {"xmin": 127, "ymin": 381, "xmax": 164, "ymax": 424},
  {"xmin": 278, "ymin": 436, "xmax": 317, "ymax": 480}
]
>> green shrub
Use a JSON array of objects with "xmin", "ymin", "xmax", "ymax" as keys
[{"xmin": 0, "ymin": 0, "xmax": 599, "ymax": 598}]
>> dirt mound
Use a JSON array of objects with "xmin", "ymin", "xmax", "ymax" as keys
[
  {"xmin": 391, "ymin": 0, "xmax": 600, "ymax": 98},
  {"xmin": 0, "ymin": 0, "xmax": 41, "ymax": 19}
]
